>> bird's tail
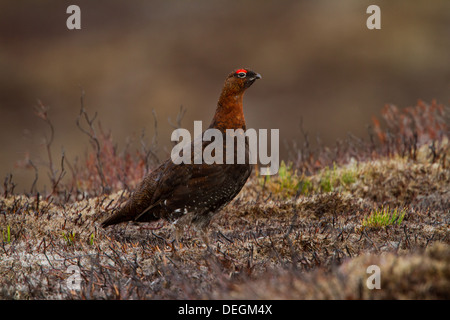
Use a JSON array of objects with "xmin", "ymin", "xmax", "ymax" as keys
[
  {"xmin": 100, "ymin": 209, "xmax": 128, "ymax": 228},
  {"xmin": 101, "ymin": 201, "xmax": 159, "ymax": 227},
  {"xmin": 100, "ymin": 200, "xmax": 135, "ymax": 227}
]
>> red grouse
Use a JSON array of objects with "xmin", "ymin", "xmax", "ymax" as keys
[{"xmin": 101, "ymin": 68, "xmax": 261, "ymax": 237}]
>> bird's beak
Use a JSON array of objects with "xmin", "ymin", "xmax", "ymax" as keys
[{"xmin": 243, "ymin": 71, "xmax": 261, "ymax": 88}]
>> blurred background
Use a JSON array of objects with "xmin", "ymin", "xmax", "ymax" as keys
[{"xmin": 0, "ymin": 0, "xmax": 449, "ymax": 192}]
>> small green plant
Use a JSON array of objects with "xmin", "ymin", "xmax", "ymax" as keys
[
  {"xmin": 341, "ymin": 169, "xmax": 356, "ymax": 186},
  {"xmin": 89, "ymin": 233, "xmax": 95, "ymax": 246},
  {"xmin": 277, "ymin": 161, "xmax": 300, "ymax": 191},
  {"xmin": 318, "ymin": 163, "xmax": 357, "ymax": 192},
  {"xmin": 62, "ymin": 231, "xmax": 77, "ymax": 246},
  {"xmin": 2, "ymin": 225, "xmax": 11, "ymax": 243},
  {"xmin": 319, "ymin": 165, "xmax": 334, "ymax": 192},
  {"xmin": 362, "ymin": 206, "xmax": 406, "ymax": 228},
  {"xmin": 259, "ymin": 161, "xmax": 304, "ymax": 197},
  {"xmin": 298, "ymin": 178, "xmax": 313, "ymax": 196}
]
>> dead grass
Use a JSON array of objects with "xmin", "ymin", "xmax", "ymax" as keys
[
  {"xmin": 0, "ymin": 100, "xmax": 449, "ymax": 299},
  {"xmin": 1, "ymin": 148, "xmax": 448, "ymax": 299}
]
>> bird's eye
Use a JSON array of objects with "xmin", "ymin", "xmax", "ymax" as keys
[{"xmin": 237, "ymin": 72, "xmax": 246, "ymax": 78}]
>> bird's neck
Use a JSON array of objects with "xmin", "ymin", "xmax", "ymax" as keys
[{"xmin": 209, "ymin": 90, "xmax": 246, "ymax": 131}]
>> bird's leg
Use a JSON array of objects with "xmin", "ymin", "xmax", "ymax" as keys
[
  {"xmin": 200, "ymin": 229, "xmax": 211, "ymax": 251},
  {"xmin": 196, "ymin": 217, "xmax": 213, "ymax": 251},
  {"xmin": 174, "ymin": 223, "xmax": 185, "ymax": 247}
]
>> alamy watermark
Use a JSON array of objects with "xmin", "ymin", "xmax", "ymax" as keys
[
  {"xmin": 66, "ymin": 5, "xmax": 381, "ymax": 31},
  {"xmin": 66, "ymin": 265, "xmax": 82, "ymax": 291},
  {"xmin": 66, "ymin": 5, "xmax": 81, "ymax": 30},
  {"xmin": 366, "ymin": 265, "xmax": 381, "ymax": 289},
  {"xmin": 170, "ymin": 121, "xmax": 279, "ymax": 175}
]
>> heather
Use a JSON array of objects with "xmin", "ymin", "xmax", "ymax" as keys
[{"xmin": 1, "ymin": 99, "xmax": 448, "ymax": 299}]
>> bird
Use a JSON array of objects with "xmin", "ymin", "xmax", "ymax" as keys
[{"xmin": 101, "ymin": 68, "xmax": 261, "ymax": 240}]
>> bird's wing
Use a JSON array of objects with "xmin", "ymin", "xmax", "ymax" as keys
[
  {"xmin": 162, "ymin": 162, "xmax": 251, "ymax": 215},
  {"xmin": 101, "ymin": 159, "xmax": 192, "ymax": 226},
  {"xmin": 158, "ymin": 135, "xmax": 252, "ymax": 214},
  {"xmin": 129, "ymin": 160, "xmax": 193, "ymax": 219}
]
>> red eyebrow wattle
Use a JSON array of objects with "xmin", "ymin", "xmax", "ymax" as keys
[{"xmin": 235, "ymin": 69, "xmax": 247, "ymax": 74}]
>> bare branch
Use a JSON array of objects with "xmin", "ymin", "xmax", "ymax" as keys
[{"xmin": 76, "ymin": 90, "xmax": 109, "ymax": 194}]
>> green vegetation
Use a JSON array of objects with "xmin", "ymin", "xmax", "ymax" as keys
[
  {"xmin": 318, "ymin": 163, "xmax": 357, "ymax": 193},
  {"xmin": 259, "ymin": 161, "xmax": 303, "ymax": 198},
  {"xmin": 2, "ymin": 225, "xmax": 11, "ymax": 244},
  {"xmin": 89, "ymin": 232, "xmax": 95, "ymax": 246},
  {"xmin": 62, "ymin": 231, "xmax": 77, "ymax": 246},
  {"xmin": 260, "ymin": 161, "xmax": 358, "ymax": 198},
  {"xmin": 362, "ymin": 206, "xmax": 406, "ymax": 228}
]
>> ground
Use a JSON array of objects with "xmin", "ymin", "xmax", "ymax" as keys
[{"xmin": 1, "ymin": 143, "xmax": 449, "ymax": 299}]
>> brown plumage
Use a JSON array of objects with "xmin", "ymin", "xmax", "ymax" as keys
[{"xmin": 101, "ymin": 68, "xmax": 261, "ymax": 235}]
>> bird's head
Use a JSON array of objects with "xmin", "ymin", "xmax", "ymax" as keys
[
  {"xmin": 212, "ymin": 68, "xmax": 261, "ymax": 130},
  {"xmin": 224, "ymin": 68, "xmax": 262, "ymax": 93}
]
